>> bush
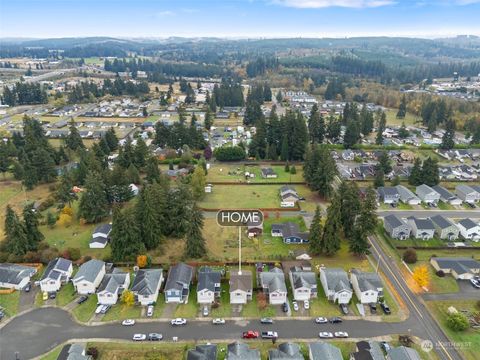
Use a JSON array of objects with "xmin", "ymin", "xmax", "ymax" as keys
[
  {"xmin": 446, "ymin": 312, "xmax": 469, "ymax": 332},
  {"xmin": 436, "ymin": 270, "xmax": 445, "ymax": 277},
  {"xmin": 67, "ymin": 248, "xmax": 81, "ymax": 261},
  {"xmin": 86, "ymin": 347, "xmax": 98, "ymax": 360},
  {"xmin": 213, "ymin": 145, "xmax": 246, "ymax": 161},
  {"xmin": 402, "ymin": 248, "xmax": 417, "ymax": 264},
  {"xmin": 284, "ymin": 163, "xmax": 290, "ymax": 172},
  {"xmin": 38, "ymin": 197, "xmax": 55, "ymax": 212},
  {"xmin": 290, "ymin": 166, "xmax": 297, "ymax": 174}
]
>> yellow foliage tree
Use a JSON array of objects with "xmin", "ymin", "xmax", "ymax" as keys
[
  {"xmin": 121, "ymin": 290, "xmax": 135, "ymax": 306},
  {"xmin": 413, "ymin": 265, "xmax": 430, "ymax": 288},
  {"xmin": 137, "ymin": 255, "xmax": 148, "ymax": 268},
  {"xmin": 62, "ymin": 206, "xmax": 74, "ymax": 217},
  {"xmin": 57, "ymin": 213, "xmax": 72, "ymax": 227}
]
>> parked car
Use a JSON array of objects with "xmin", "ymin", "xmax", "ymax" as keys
[
  {"xmin": 292, "ymin": 301, "xmax": 299, "ymax": 311},
  {"xmin": 282, "ymin": 302, "xmax": 289, "ymax": 313},
  {"xmin": 100, "ymin": 305, "xmax": 111, "ymax": 314},
  {"xmin": 369, "ymin": 303, "xmax": 377, "ymax": 314},
  {"xmin": 334, "ymin": 331, "xmax": 349, "ymax": 338},
  {"xmin": 329, "ymin": 317, "xmax": 343, "ymax": 324},
  {"xmin": 23, "ymin": 283, "xmax": 31, "ymax": 292},
  {"xmin": 339, "ymin": 304, "xmax": 348, "ymax": 315},
  {"xmin": 304, "ymin": 300, "xmax": 310, "ymax": 310},
  {"xmin": 203, "ymin": 306, "xmax": 209, "ymax": 316},
  {"xmin": 470, "ymin": 277, "xmax": 480, "ymax": 289},
  {"xmin": 133, "ymin": 334, "xmax": 146, "ymax": 341},
  {"xmin": 171, "ymin": 318, "xmax": 187, "ymax": 326},
  {"xmin": 380, "ymin": 301, "xmax": 391, "ymax": 315},
  {"xmin": 381, "ymin": 341, "xmax": 391, "ymax": 352},
  {"xmin": 261, "ymin": 331, "xmax": 278, "ymax": 339},
  {"xmin": 260, "ymin": 318, "xmax": 273, "ymax": 324},
  {"xmin": 242, "ymin": 331, "xmax": 259, "ymax": 339},
  {"xmin": 146, "ymin": 305, "xmax": 154, "ymax": 317},
  {"xmin": 122, "ymin": 319, "xmax": 136, "ymax": 326},
  {"xmin": 42, "ymin": 292, "xmax": 48, "ymax": 301},
  {"xmin": 95, "ymin": 305, "xmax": 104, "ymax": 314},
  {"xmin": 148, "ymin": 333, "xmax": 163, "ymax": 341},
  {"xmin": 77, "ymin": 295, "xmax": 88, "ymax": 304},
  {"xmin": 319, "ymin": 332, "xmax": 334, "ymax": 338},
  {"xmin": 315, "ymin": 317, "xmax": 328, "ymax": 324},
  {"xmin": 212, "ymin": 318, "xmax": 225, "ymax": 325},
  {"xmin": 48, "ymin": 292, "xmax": 56, "ymax": 300}
]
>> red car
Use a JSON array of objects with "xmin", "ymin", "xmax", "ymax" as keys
[{"xmin": 242, "ymin": 330, "xmax": 259, "ymax": 339}]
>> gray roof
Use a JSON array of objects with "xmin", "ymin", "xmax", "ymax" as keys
[
  {"xmin": 261, "ymin": 167, "xmax": 276, "ymax": 176},
  {"xmin": 322, "ymin": 268, "xmax": 351, "ymax": 293},
  {"xmin": 268, "ymin": 342, "xmax": 304, "ymax": 360},
  {"xmin": 187, "ymin": 344, "xmax": 217, "ymax": 360},
  {"xmin": 408, "ymin": 217, "xmax": 435, "ymax": 231},
  {"xmin": 430, "ymin": 215, "xmax": 455, "ymax": 230},
  {"xmin": 378, "ymin": 187, "xmax": 399, "ymax": 197},
  {"xmin": 351, "ymin": 269, "xmax": 383, "ymax": 292},
  {"xmin": 229, "ymin": 270, "xmax": 252, "ymax": 292},
  {"xmin": 97, "ymin": 270, "xmax": 128, "ymax": 294},
  {"xmin": 93, "ymin": 224, "xmax": 112, "ymax": 235},
  {"xmin": 432, "ymin": 185, "xmax": 456, "ymax": 200},
  {"xmin": 73, "ymin": 259, "xmax": 105, "ymax": 284},
  {"xmin": 433, "ymin": 257, "xmax": 480, "ymax": 275},
  {"xmin": 57, "ymin": 343, "xmax": 89, "ymax": 360},
  {"xmin": 308, "ymin": 342, "xmax": 342, "ymax": 360},
  {"xmin": 41, "ymin": 257, "xmax": 72, "ymax": 281},
  {"xmin": 90, "ymin": 236, "xmax": 108, "ymax": 245},
  {"xmin": 456, "ymin": 184, "xmax": 477, "ymax": 195},
  {"xmin": 457, "ymin": 218, "xmax": 479, "ymax": 230},
  {"xmin": 260, "ymin": 267, "xmax": 287, "ymax": 293},
  {"xmin": 165, "ymin": 263, "xmax": 193, "ymax": 292},
  {"xmin": 226, "ymin": 342, "xmax": 261, "ymax": 360},
  {"xmin": 383, "ymin": 214, "xmax": 407, "ymax": 229},
  {"xmin": 0, "ymin": 263, "xmax": 36, "ymax": 286},
  {"xmin": 198, "ymin": 267, "xmax": 221, "ymax": 292},
  {"xmin": 272, "ymin": 222, "xmax": 309, "ymax": 241},
  {"xmin": 395, "ymin": 185, "xmax": 419, "ymax": 202},
  {"xmin": 416, "ymin": 184, "xmax": 437, "ymax": 197},
  {"xmin": 280, "ymin": 185, "xmax": 298, "ymax": 196},
  {"xmin": 387, "ymin": 346, "xmax": 421, "ymax": 360},
  {"xmin": 290, "ymin": 268, "xmax": 317, "ymax": 290},
  {"xmin": 131, "ymin": 269, "xmax": 163, "ymax": 296}
]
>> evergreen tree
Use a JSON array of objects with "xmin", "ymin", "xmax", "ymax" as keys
[
  {"xmin": 349, "ymin": 227, "xmax": 370, "ymax": 256},
  {"xmin": 397, "ymin": 95, "xmax": 407, "ymax": 119},
  {"xmin": 408, "ymin": 158, "xmax": 423, "ymax": 186},
  {"xmin": 133, "ymin": 138, "xmax": 149, "ymax": 168},
  {"xmin": 105, "ymin": 127, "xmax": 119, "ymax": 151},
  {"xmin": 136, "ymin": 184, "xmax": 164, "ymax": 250},
  {"xmin": 110, "ymin": 206, "xmax": 146, "ymax": 261},
  {"xmin": 23, "ymin": 203, "xmax": 44, "ymax": 250},
  {"xmin": 339, "ymin": 182, "xmax": 361, "ymax": 240},
  {"xmin": 303, "ymin": 145, "xmax": 338, "ymax": 199},
  {"xmin": 357, "ymin": 187, "xmax": 378, "ymax": 236},
  {"xmin": 422, "ymin": 157, "xmax": 439, "ymax": 186},
  {"xmin": 308, "ymin": 104, "xmax": 325, "ymax": 144},
  {"xmin": 249, "ymin": 117, "xmax": 268, "ymax": 159},
  {"xmin": 204, "ymin": 108, "xmax": 213, "ymax": 130},
  {"xmin": 320, "ymin": 195, "xmax": 342, "ymax": 256},
  {"xmin": 343, "ymin": 120, "xmax": 360, "ymax": 148},
  {"xmin": 373, "ymin": 169, "xmax": 385, "ymax": 188},
  {"xmin": 375, "ymin": 111, "xmax": 387, "ymax": 145},
  {"xmin": 308, "ymin": 206, "xmax": 323, "ymax": 255},
  {"xmin": 4, "ymin": 205, "xmax": 28, "ymax": 256},
  {"xmin": 191, "ymin": 166, "xmax": 207, "ymax": 200},
  {"xmin": 440, "ymin": 120, "xmax": 455, "ymax": 150},
  {"xmin": 145, "ymin": 156, "xmax": 161, "ymax": 183},
  {"xmin": 280, "ymin": 136, "xmax": 289, "ymax": 161},
  {"xmin": 65, "ymin": 120, "xmax": 84, "ymax": 151},
  {"xmin": 398, "ymin": 122, "xmax": 409, "ymax": 139},
  {"xmin": 78, "ymin": 172, "xmax": 109, "ymax": 223},
  {"xmin": 376, "ymin": 151, "xmax": 392, "ymax": 174},
  {"xmin": 184, "ymin": 204, "xmax": 207, "ymax": 259},
  {"xmin": 162, "ymin": 185, "xmax": 193, "ymax": 237},
  {"xmin": 126, "ymin": 163, "xmax": 140, "ymax": 184}
]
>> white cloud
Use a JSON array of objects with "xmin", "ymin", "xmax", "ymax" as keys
[
  {"xmin": 271, "ymin": 0, "xmax": 396, "ymax": 8},
  {"xmin": 156, "ymin": 10, "xmax": 175, "ymax": 17},
  {"xmin": 455, "ymin": 0, "xmax": 480, "ymax": 4}
]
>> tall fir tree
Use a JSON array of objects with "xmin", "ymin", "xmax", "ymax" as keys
[
  {"xmin": 110, "ymin": 206, "xmax": 146, "ymax": 261},
  {"xmin": 65, "ymin": 120, "xmax": 84, "ymax": 151},
  {"xmin": 408, "ymin": 158, "xmax": 423, "ymax": 186},
  {"xmin": 78, "ymin": 172, "xmax": 109, "ymax": 223},
  {"xmin": 145, "ymin": 156, "xmax": 161, "ymax": 184},
  {"xmin": 308, "ymin": 206, "xmax": 323, "ymax": 255},
  {"xmin": 23, "ymin": 203, "xmax": 44, "ymax": 251},
  {"xmin": 136, "ymin": 184, "xmax": 164, "ymax": 250},
  {"xmin": 4, "ymin": 205, "xmax": 28, "ymax": 256},
  {"xmin": 339, "ymin": 181, "xmax": 361, "ymax": 241},
  {"xmin": 303, "ymin": 145, "xmax": 338, "ymax": 199},
  {"xmin": 184, "ymin": 204, "xmax": 207, "ymax": 258},
  {"xmin": 320, "ymin": 195, "xmax": 342, "ymax": 256}
]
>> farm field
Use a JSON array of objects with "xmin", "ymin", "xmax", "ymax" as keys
[
  {"xmin": 206, "ymin": 163, "xmax": 304, "ymax": 183},
  {"xmin": 198, "ymin": 184, "xmax": 282, "ymax": 209}
]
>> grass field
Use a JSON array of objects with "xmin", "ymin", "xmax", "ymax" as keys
[
  {"xmin": 39, "ymin": 345, "xmax": 64, "ymax": 360},
  {"xmin": 385, "ymin": 109, "xmax": 421, "ymax": 127},
  {"xmin": 0, "ymin": 290, "xmax": 20, "ymax": 317},
  {"xmin": 206, "ymin": 164, "xmax": 304, "ymax": 183}
]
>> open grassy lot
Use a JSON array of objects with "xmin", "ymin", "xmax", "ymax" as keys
[
  {"xmin": 206, "ymin": 164, "xmax": 304, "ymax": 183},
  {"xmin": 385, "ymin": 108, "xmax": 420, "ymax": 127},
  {"xmin": 72, "ymin": 295, "xmax": 98, "ymax": 323},
  {"xmin": 426, "ymin": 300, "xmax": 480, "ymax": 360},
  {"xmin": 0, "ymin": 290, "xmax": 20, "ymax": 317}
]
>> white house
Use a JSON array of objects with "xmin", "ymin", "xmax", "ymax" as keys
[
  {"xmin": 350, "ymin": 269, "xmax": 383, "ymax": 304},
  {"xmin": 289, "ymin": 266, "xmax": 317, "ymax": 301},
  {"xmin": 197, "ymin": 267, "xmax": 221, "ymax": 304},
  {"xmin": 72, "ymin": 259, "xmax": 106, "ymax": 295},
  {"xmin": 319, "ymin": 268, "xmax": 352, "ymax": 304},
  {"xmin": 259, "ymin": 267, "xmax": 287, "ymax": 305},
  {"xmin": 229, "ymin": 270, "xmax": 252, "ymax": 304},
  {"xmin": 131, "ymin": 269, "xmax": 164, "ymax": 306},
  {"xmin": 0, "ymin": 263, "xmax": 37, "ymax": 290},
  {"xmin": 97, "ymin": 269, "xmax": 130, "ymax": 305},
  {"xmin": 456, "ymin": 218, "xmax": 480, "ymax": 241},
  {"xmin": 89, "ymin": 224, "xmax": 112, "ymax": 249},
  {"xmin": 39, "ymin": 258, "xmax": 73, "ymax": 293}
]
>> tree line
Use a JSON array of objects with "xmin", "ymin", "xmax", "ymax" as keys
[
  {"xmin": 2, "ymin": 82, "xmax": 48, "ymax": 106},
  {"xmin": 67, "ymin": 78, "xmax": 150, "ymax": 103}
]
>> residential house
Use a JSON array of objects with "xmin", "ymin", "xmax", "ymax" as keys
[
  {"xmin": 89, "ymin": 224, "xmax": 112, "ymax": 249},
  {"xmin": 383, "ymin": 215, "xmax": 411, "ymax": 240},
  {"xmin": 293, "ymin": 250, "xmax": 311, "ymax": 261},
  {"xmin": 430, "ymin": 215, "xmax": 460, "ymax": 241},
  {"xmin": 247, "ymin": 221, "xmax": 263, "ymax": 237},
  {"xmin": 269, "ymin": 343, "xmax": 304, "ymax": 360},
  {"xmin": 430, "ymin": 257, "xmax": 480, "ymax": 280},
  {"xmin": 350, "ymin": 341, "xmax": 385, "ymax": 360},
  {"xmin": 131, "ymin": 269, "xmax": 164, "ymax": 306},
  {"xmin": 416, "ymin": 184, "xmax": 440, "ymax": 204},
  {"xmin": 97, "ymin": 269, "xmax": 130, "ymax": 305},
  {"xmin": 187, "ymin": 344, "xmax": 218, "ymax": 360},
  {"xmin": 226, "ymin": 342, "xmax": 261, "ymax": 360},
  {"xmin": 395, "ymin": 185, "xmax": 421, "ymax": 205},
  {"xmin": 271, "ymin": 222, "xmax": 309, "ymax": 244},
  {"xmin": 56, "ymin": 343, "xmax": 91, "ymax": 360},
  {"xmin": 229, "ymin": 270, "xmax": 253, "ymax": 304},
  {"xmin": 164, "ymin": 262, "xmax": 193, "ymax": 303},
  {"xmin": 39, "ymin": 257, "xmax": 73, "ymax": 293},
  {"xmin": 0, "ymin": 263, "xmax": 37, "ymax": 290},
  {"xmin": 308, "ymin": 342, "xmax": 343, "ymax": 360},
  {"xmin": 432, "ymin": 185, "xmax": 462, "ymax": 206},
  {"xmin": 259, "ymin": 267, "xmax": 287, "ymax": 305},
  {"xmin": 386, "ymin": 346, "xmax": 421, "ymax": 360},
  {"xmin": 377, "ymin": 187, "xmax": 400, "ymax": 205},
  {"xmin": 289, "ymin": 266, "xmax": 317, "ymax": 301},
  {"xmin": 197, "ymin": 267, "xmax": 221, "ymax": 304},
  {"xmin": 280, "ymin": 186, "xmax": 300, "ymax": 208},
  {"xmin": 456, "ymin": 218, "xmax": 480, "ymax": 241},
  {"xmin": 261, "ymin": 167, "xmax": 277, "ymax": 179},
  {"xmin": 350, "ymin": 269, "xmax": 383, "ymax": 304},
  {"xmin": 319, "ymin": 268, "xmax": 353, "ymax": 304},
  {"xmin": 72, "ymin": 259, "xmax": 106, "ymax": 295},
  {"xmin": 407, "ymin": 217, "xmax": 435, "ymax": 240},
  {"xmin": 456, "ymin": 185, "xmax": 479, "ymax": 204}
]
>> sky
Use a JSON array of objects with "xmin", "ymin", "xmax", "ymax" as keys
[{"xmin": 1, "ymin": 0, "xmax": 480, "ymax": 39}]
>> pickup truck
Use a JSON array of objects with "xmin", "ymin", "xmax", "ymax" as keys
[
  {"xmin": 242, "ymin": 331, "xmax": 259, "ymax": 339},
  {"xmin": 261, "ymin": 331, "xmax": 278, "ymax": 339}
]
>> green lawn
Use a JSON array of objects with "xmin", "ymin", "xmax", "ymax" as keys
[
  {"xmin": 0, "ymin": 182, "xmax": 22, "ymax": 207},
  {"xmin": 102, "ymin": 302, "xmax": 142, "ymax": 322},
  {"xmin": 426, "ymin": 300, "xmax": 480, "ymax": 360},
  {"xmin": 151, "ymin": 298, "xmax": 167, "ymax": 318},
  {"xmin": 210, "ymin": 282, "xmax": 232, "ymax": 318},
  {"xmin": 72, "ymin": 295, "xmax": 98, "ymax": 323},
  {"xmin": 206, "ymin": 164, "xmax": 304, "ymax": 183},
  {"xmin": 241, "ymin": 292, "xmax": 277, "ymax": 318},
  {"xmin": 0, "ymin": 291, "xmax": 20, "ymax": 317},
  {"xmin": 385, "ymin": 108, "xmax": 420, "ymax": 127},
  {"xmin": 39, "ymin": 345, "xmax": 64, "ymax": 360},
  {"xmin": 56, "ymin": 282, "xmax": 77, "ymax": 307},
  {"xmin": 174, "ymin": 286, "xmax": 198, "ymax": 318}
]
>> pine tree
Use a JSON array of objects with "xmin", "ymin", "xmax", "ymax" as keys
[
  {"xmin": 78, "ymin": 172, "xmax": 109, "ymax": 223},
  {"xmin": 136, "ymin": 185, "xmax": 164, "ymax": 250},
  {"xmin": 343, "ymin": 120, "xmax": 360, "ymax": 148},
  {"xmin": 303, "ymin": 145, "xmax": 338, "ymax": 199},
  {"xmin": 280, "ymin": 136, "xmax": 289, "ymax": 161},
  {"xmin": 349, "ymin": 227, "xmax": 370, "ymax": 256},
  {"xmin": 377, "ymin": 151, "xmax": 392, "ymax": 174},
  {"xmin": 133, "ymin": 138, "xmax": 149, "ymax": 168},
  {"xmin": 308, "ymin": 206, "xmax": 323, "ymax": 255},
  {"xmin": 23, "ymin": 203, "xmax": 44, "ymax": 251},
  {"xmin": 422, "ymin": 157, "xmax": 439, "ymax": 186},
  {"xmin": 320, "ymin": 196, "xmax": 342, "ymax": 256},
  {"xmin": 440, "ymin": 120, "xmax": 455, "ymax": 150},
  {"xmin": 408, "ymin": 158, "xmax": 423, "ymax": 186},
  {"xmin": 105, "ymin": 127, "xmax": 119, "ymax": 151},
  {"xmin": 145, "ymin": 156, "xmax": 161, "ymax": 184},
  {"xmin": 375, "ymin": 111, "xmax": 387, "ymax": 145},
  {"xmin": 339, "ymin": 182, "xmax": 361, "ymax": 241},
  {"xmin": 65, "ymin": 120, "xmax": 84, "ymax": 151},
  {"xmin": 204, "ymin": 108, "xmax": 213, "ymax": 130},
  {"xmin": 184, "ymin": 204, "xmax": 207, "ymax": 258},
  {"xmin": 126, "ymin": 163, "xmax": 140, "ymax": 184},
  {"xmin": 357, "ymin": 187, "xmax": 378, "ymax": 236},
  {"xmin": 4, "ymin": 205, "xmax": 28, "ymax": 256},
  {"xmin": 191, "ymin": 166, "xmax": 207, "ymax": 200},
  {"xmin": 396, "ymin": 95, "xmax": 407, "ymax": 119},
  {"xmin": 110, "ymin": 206, "xmax": 146, "ymax": 261},
  {"xmin": 373, "ymin": 169, "xmax": 385, "ymax": 188}
]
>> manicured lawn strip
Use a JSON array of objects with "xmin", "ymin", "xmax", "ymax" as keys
[
  {"xmin": 210, "ymin": 282, "xmax": 231, "ymax": 318},
  {"xmin": 102, "ymin": 302, "xmax": 142, "ymax": 322},
  {"xmin": 174, "ymin": 285, "xmax": 198, "ymax": 318},
  {"xmin": 39, "ymin": 344, "xmax": 64, "ymax": 360},
  {"xmin": 35, "ymin": 291, "xmax": 44, "ymax": 307},
  {"xmin": 88, "ymin": 341, "xmax": 193, "ymax": 360},
  {"xmin": 0, "ymin": 290, "xmax": 20, "ymax": 317},
  {"xmin": 425, "ymin": 300, "xmax": 480, "ymax": 360},
  {"xmin": 151, "ymin": 297, "xmax": 167, "ymax": 318},
  {"xmin": 72, "ymin": 295, "xmax": 98, "ymax": 323},
  {"xmin": 56, "ymin": 282, "xmax": 77, "ymax": 307},
  {"xmin": 241, "ymin": 293, "xmax": 276, "ymax": 318}
]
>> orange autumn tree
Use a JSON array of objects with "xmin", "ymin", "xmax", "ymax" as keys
[
  {"xmin": 413, "ymin": 265, "xmax": 430, "ymax": 288},
  {"xmin": 137, "ymin": 255, "xmax": 148, "ymax": 268}
]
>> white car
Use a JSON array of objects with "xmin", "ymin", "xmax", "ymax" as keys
[
  {"xmin": 304, "ymin": 300, "xmax": 310, "ymax": 310},
  {"xmin": 95, "ymin": 304, "xmax": 105, "ymax": 314},
  {"xmin": 470, "ymin": 278, "xmax": 480, "ymax": 289},
  {"xmin": 122, "ymin": 319, "xmax": 136, "ymax": 326},
  {"xmin": 146, "ymin": 305, "xmax": 154, "ymax": 317},
  {"xmin": 334, "ymin": 331, "xmax": 349, "ymax": 338},
  {"xmin": 212, "ymin": 318, "xmax": 225, "ymax": 325},
  {"xmin": 315, "ymin": 317, "xmax": 328, "ymax": 324},
  {"xmin": 292, "ymin": 301, "xmax": 299, "ymax": 311},
  {"xmin": 132, "ymin": 333, "xmax": 146, "ymax": 341},
  {"xmin": 319, "ymin": 332, "xmax": 334, "ymax": 338},
  {"xmin": 171, "ymin": 318, "xmax": 187, "ymax": 326}
]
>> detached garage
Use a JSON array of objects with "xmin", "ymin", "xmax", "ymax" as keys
[{"xmin": 430, "ymin": 257, "xmax": 480, "ymax": 280}]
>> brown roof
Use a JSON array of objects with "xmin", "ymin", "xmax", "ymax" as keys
[{"xmin": 229, "ymin": 270, "xmax": 252, "ymax": 292}]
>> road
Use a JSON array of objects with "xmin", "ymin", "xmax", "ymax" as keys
[
  {"xmin": 368, "ymin": 235, "xmax": 462, "ymax": 360},
  {"xmin": 0, "ymin": 307, "xmax": 421, "ymax": 360}
]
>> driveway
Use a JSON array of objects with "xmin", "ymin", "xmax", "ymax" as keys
[
  {"xmin": 18, "ymin": 287, "xmax": 38, "ymax": 313},
  {"xmin": 422, "ymin": 280, "xmax": 480, "ymax": 301},
  {"xmin": 162, "ymin": 303, "xmax": 177, "ymax": 318}
]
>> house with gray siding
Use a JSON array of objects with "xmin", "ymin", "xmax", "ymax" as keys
[
  {"xmin": 430, "ymin": 215, "xmax": 460, "ymax": 241},
  {"xmin": 319, "ymin": 268, "xmax": 352, "ymax": 304},
  {"xmin": 383, "ymin": 214, "xmax": 411, "ymax": 240},
  {"xmin": 432, "ymin": 185, "xmax": 462, "ymax": 206},
  {"xmin": 456, "ymin": 185, "xmax": 479, "ymax": 204},
  {"xmin": 407, "ymin": 217, "xmax": 435, "ymax": 240},
  {"xmin": 377, "ymin": 187, "xmax": 399, "ymax": 204},
  {"xmin": 164, "ymin": 263, "xmax": 193, "ymax": 304},
  {"xmin": 416, "ymin": 184, "xmax": 440, "ymax": 204},
  {"xmin": 395, "ymin": 185, "xmax": 420, "ymax": 205}
]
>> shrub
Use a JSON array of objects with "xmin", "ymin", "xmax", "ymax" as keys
[
  {"xmin": 446, "ymin": 312, "xmax": 469, "ymax": 332},
  {"xmin": 436, "ymin": 270, "xmax": 445, "ymax": 277},
  {"xmin": 67, "ymin": 248, "xmax": 81, "ymax": 261},
  {"xmin": 290, "ymin": 166, "xmax": 297, "ymax": 174},
  {"xmin": 402, "ymin": 248, "xmax": 417, "ymax": 264},
  {"xmin": 284, "ymin": 163, "xmax": 290, "ymax": 172},
  {"xmin": 257, "ymin": 292, "xmax": 268, "ymax": 310},
  {"xmin": 86, "ymin": 347, "xmax": 98, "ymax": 360}
]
